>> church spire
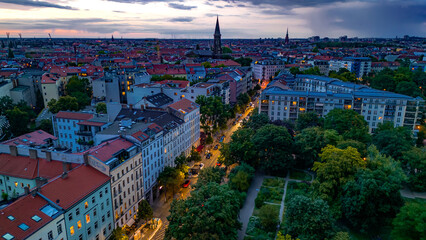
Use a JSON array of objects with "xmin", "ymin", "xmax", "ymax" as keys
[
  {"xmin": 285, "ymin": 28, "xmax": 289, "ymax": 45},
  {"xmin": 213, "ymin": 15, "xmax": 222, "ymax": 57}
]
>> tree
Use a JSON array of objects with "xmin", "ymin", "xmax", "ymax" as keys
[
  {"xmin": 48, "ymin": 96, "xmax": 80, "ymax": 113},
  {"xmin": 258, "ymin": 204, "xmax": 279, "ymax": 232},
  {"xmin": 252, "ymin": 124, "xmax": 294, "ymax": 175},
  {"xmin": 158, "ymin": 167, "xmax": 184, "ymax": 202},
  {"xmin": 285, "ymin": 195, "xmax": 335, "ymax": 240},
  {"xmin": 96, "ymin": 102, "xmax": 107, "ymax": 114},
  {"xmin": 195, "ymin": 167, "xmax": 225, "ymax": 187},
  {"xmin": 234, "ymin": 57, "xmax": 252, "ymax": 67},
  {"xmin": 295, "ymin": 127, "xmax": 341, "ymax": 168},
  {"xmin": 303, "ymin": 66, "xmax": 322, "ymax": 76},
  {"xmin": 277, "ymin": 232, "xmax": 300, "ymax": 240},
  {"xmin": 369, "ymin": 70, "xmax": 396, "ymax": 92},
  {"xmin": 110, "ymin": 227, "xmax": 128, "ymax": 240},
  {"xmin": 336, "ymin": 139, "xmax": 367, "ymax": 157},
  {"xmin": 228, "ymin": 128, "xmax": 258, "ymax": 166},
  {"xmin": 324, "ymin": 109, "xmax": 370, "ymax": 143},
  {"xmin": 166, "ymin": 183, "xmax": 242, "ymax": 240},
  {"xmin": 236, "ymin": 93, "xmax": 250, "ymax": 109},
  {"xmin": 341, "ymin": 146, "xmax": 405, "ymax": 232},
  {"xmin": 312, "ymin": 145, "xmax": 366, "ymax": 203},
  {"xmin": 401, "ymin": 147, "xmax": 426, "ymax": 192},
  {"xmin": 188, "ymin": 146, "xmax": 202, "ymax": 162},
  {"xmin": 229, "ymin": 170, "xmax": 252, "ymax": 192},
  {"xmin": 372, "ymin": 122, "xmax": 413, "ymax": 160},
  {"xmin": 290, "ymin": 67, "xmax": 302, "ymax": 76},
  {"xmin": 0, "ymin": 96, "xmax": 14, "ymax": 116},
  {"xmin": 332, "ymin": 232, "xmax": 350, "ymax": 240},
  {"xmin": 391, "ymin": 200, "xmax": 426, "ymax": 240},
  {"xmin": 174, "ymin": 152, "xmax": 188, "ymax": 167},
  {"xmin": 295, "ymin": 112, "xmax": 323, "ymax": 131},
  {"xmin": 222, "ymin": 47, "xmax": 232, "ymax": 54},
  {"xmin": 244, "ymin": 112, "xmax": 269, "ymax": 131},
  {"xmin": 70, "ymin": 91, "xmax": 91, "ymax": 109},
  {"xmin": 5, "ymin": 107, "xmax": 29, "ymax": 136},
  {"xmin": 37, "ymin": 119, "xmax": 53, "ymax": 134},
  {"xmin": 201, "ymin": 61, "xmax": 212, "ymax": 68},
  {"xmin": 137, "ymin": 199, "xmax": 153, "ymax": 223},
  {"xmin": 395, "ymin": 81, "xmax": 423, "ymax": 98}
]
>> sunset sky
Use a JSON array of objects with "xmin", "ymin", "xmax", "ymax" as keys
[{"xmin": 0, "ymin": 0, "xmax": 424, "ymax": 39}]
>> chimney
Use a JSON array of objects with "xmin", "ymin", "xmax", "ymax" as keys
[
  {"xmin": 45, "ymin": 151, "xmax": 52, "ymax": 162},
  {"xmin": 29, "ymin": 149, "xmax": 38, "ymax": 159},
  {"xmin": 24, "ymin": 186, "xmax": 30, "ymax": 195},
  {"xmin": 61, "ymin": 172, "xmax": 68, "ymax": 179},
  {"xmin": 83, "ymin": 153, "xmax": 89, "ymax": 165},
  {"xmin": 129, "ymin": 104, "xmax": 133, "ymax": 111},
  {"xmin": 62, "ymin": 162, "xmax": 72, "ymax": 172},
  {"xmin": 35, "ymin": 177, "xmax": 48, "ymax": 188},
  {"xmin": 9, "ymin": 145, "xmax": 18, "ymax": 157},
  {"xmin": 140, "ymin": 105, "xmax": 144, "ymax": 111}
]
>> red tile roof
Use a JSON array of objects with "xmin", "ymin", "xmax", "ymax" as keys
[
  {"xmin": 2, "ymin": 130, "xmax": 57, "ymax": 147},
  {"xmin": 84, "ymin": 137, "xmax": 134, "ymax": 163},
  {"xmin": 39, "ymin": 165, "xmax": 110, "ymax": 210},
  {"xmin": 131, "ymin": 131, "xmax": 149, "ymax": 142},
  {"xmin": 56, "ymin": 111, "xmax": 93, "ymax": 120},
  {"xmin": 168, "ymin": 98, "xmax": 199, "ymax": 114},
  {"xmin": 0, "ymin": 154, "xmax": 68, "ymax": 180},
  {"xmin": 0, "ymin": 194, "xmax": 54, "ymax": 240}
]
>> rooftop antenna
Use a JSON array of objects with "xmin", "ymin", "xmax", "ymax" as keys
[
  {"xmin": 18, "ymin": 33, "xmax": 22, "ymax": 45},
  {"xmin": 48, "ymin": 33, "xmax": 52, "ymax": 41},
  {"xmin": 6, "ymin": 32, "xmax": 10, "ymax": 40}
]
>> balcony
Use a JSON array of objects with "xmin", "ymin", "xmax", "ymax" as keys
[{"xmin": 76, "ymin": 131, "xmax": 92, "ymax": 136}]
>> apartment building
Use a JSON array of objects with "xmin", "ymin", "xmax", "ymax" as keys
[
  {"xmin": 252, "ymin": 60, "xmax": 286, "ymax": 81},
  {"xmin": 329, "ymin": 57, "xmax": 371, "ymax": 79},
  {"xmin": 260, "ymin": 75, "xmax": 423, "ymax": 133},
  {"xmin": 84, "ymin": 137, "xmax": 143, "ymax": 228}
]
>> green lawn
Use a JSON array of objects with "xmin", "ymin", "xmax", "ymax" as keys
[
  {"xmin": 262, "ymin": 177, "xmax": 285, "ymax": 188},
  {"xmin": 289, "ymin": 170, "xmax": 312, "ymax": 181}
]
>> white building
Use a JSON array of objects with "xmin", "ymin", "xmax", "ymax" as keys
[{"xmin": 252, "ymin": 60, "xmax": 286, "ymax": 81}]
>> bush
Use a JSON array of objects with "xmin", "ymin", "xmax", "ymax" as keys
[
  {"xmin": 258, "ymin": 204, "xmax": 280, "ymax": 232},
  {"xmin": 255, "ymin": 194, "xmax": 265, "ymax": 208}
]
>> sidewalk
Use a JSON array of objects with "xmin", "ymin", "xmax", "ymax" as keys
[{"xmin": 237, "ymin": 173, "xmax": 265, "ymax": 240}]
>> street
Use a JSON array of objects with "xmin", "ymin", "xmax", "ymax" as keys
[{"xmin": 145, "ymin": 102, "xmax": 258, "ymax": 240}]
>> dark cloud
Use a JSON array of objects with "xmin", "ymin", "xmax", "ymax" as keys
[
  {"xmin": 168, "ymin": 3, "xmax": 196, "ymax": 10},
  {"xmin": 212, "ymin": 0, "xmax": 345, "ymax": 9},
  {"xmin": 0, "ymin": 0, "xmax": 74, "ymax": 9},
  {"xmin": 307, "ymin": 1, "xmax": 426, "ymax": 37},
  {"xmin": 169, "ymin": 17, "xmax": 194, "ymax": 22}
]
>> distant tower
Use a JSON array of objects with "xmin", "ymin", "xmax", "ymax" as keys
[
  {"xmin": 213, "ymin": 16, "xmax": 222, "ymax": 57},
  {"xmin": 284, "ymin": 28, "xmax": 289, "ymax": 45}
]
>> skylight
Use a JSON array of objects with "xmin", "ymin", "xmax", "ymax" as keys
[
  {"xmin": 2, "ymin": 233, "xmax": 14, "ymax": 240},
  {"xmin": 40, "ymin": 205, "xmax": 58, "ymax": 217},
  {"xmin": 31, "ymin": 215, "xmax": 42, "ymax": 222},
  {"xmin": 7, "ymin": 216, "xmax": 14, "ymax": 221},
  {"xmin": 18, "ymin": 224, "xmax": 29, "ymax": 231}
]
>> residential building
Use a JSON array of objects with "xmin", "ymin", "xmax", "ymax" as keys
[
  {"xmin": 84, "ymin": 137, "xmax": 143, "ymax": 228},
  {"xmin": 260, "ymin": 75, "xmax": 423, "ymax": 134},
  {"xmin": 185, "ymin": 64, "xmax": 206, "ymax": 82},
  {"xmin": 329, "ymin": 57, "xmax": 372, "ymax": 79},
  {"xmin": 52, "ymin": 111, "xmax": 109, "ymax": 152},
  {"xmin": 252, "ymin": 60, "xmax": 286, "ymax": 81},
  {"xmin": 40, "ymin": 165, "xmax": 114, "ymax": 240},
  {"xmin": 0, "ymin": 193, "xmax": 67, "ymax": 240}
]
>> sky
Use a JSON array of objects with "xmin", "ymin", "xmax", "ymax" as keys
[{"xmin": 0, "ymin": 0, "xmax": 424, "ymax": 39}]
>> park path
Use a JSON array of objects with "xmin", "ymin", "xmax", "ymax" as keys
[{"xmin": 237, "ymin": 173, "xmax": 265, "ymax": 240}]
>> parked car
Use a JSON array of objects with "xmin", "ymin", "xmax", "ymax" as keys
[
  {"xmin": 182, "ymin": 179, "xmax": 190, "ymax": 188},
  {"xmin": 214, "ymin": 144, "xmax": 219, "ymax": 150},
  {"xmin": 206, "ymin": 153, "xmax": 212, "ymax": 159},
  {"xmin": 216, "ymin": 162, "xmax": 222, "ymax": 166}
]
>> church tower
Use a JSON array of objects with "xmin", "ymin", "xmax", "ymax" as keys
[
  {"xmin": 285, "ymin": 28, "xmax": 289, "ymax": 45},
  {"xmin": 213, "ymin": 16, "xmax": 222, "ymax": 57}
]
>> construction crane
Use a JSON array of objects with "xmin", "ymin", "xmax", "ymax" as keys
[
  {"xmin": 48, "ymin": 33, "xmax": 52, "ymax": 41},
  {"xmin": 6, "ymin": 32, "xmax": 9, "ymax": 39},
  {"xmin": 18, "ymin": 33, "xmax": 22, "ymax": 39}
]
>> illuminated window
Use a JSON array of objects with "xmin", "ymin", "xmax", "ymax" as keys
[
  {"xmin": 115, "ymin": 211, "xmax": 119, "ymax": 219},
  {"xmin": 86, "ymin": 214, "xmax": 91, "ymax": 223},
  {"xmin": 292, "ymin": 101, "xmax": 297, "ymax": 105},
  {"xmin": 378, "ymin": 117, "xmax": 382, "ymax": 120},
  {"xmin": 129, "ymin": 210, "xmax": 132, "ymax": 215},
  {"xmin": 85, "ymin": 202, "xmax": 88, "ymax": 209},
  {"xmin": 122, "ymin": 92, "xmax": 126, "ymax": 96},
  {"xmin": 70, "ymin": 226, "xmax": 75, "ymax": 236},
  {"xmin": 284, "ymin": 107, "xmax": 288, "ymax": 110},
  {"xmin": 77, "ymin": 220, "xmax": 82, "ymax": 229},
  {"xmin": 14, "ymin": 182, "xmax": 18, "ymax": 187}
]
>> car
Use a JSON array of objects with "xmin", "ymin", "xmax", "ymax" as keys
[
  {"xmin": 214, "ymin": 144, "xmax": 219, "ymax": 150},
  {"xmin": 198, "ymin": 163, "xmax": 205, "ymax": 170},
  {"xmin": 182, "ymin": 179, "xmax": 190, "ymax": 188},
  {"xmin": 216, "ymin": 162, "xmax": 222, "ymax": 166},
  {"xmin": 206, "ymin": 153, "xmax": 212, "ymax": 159}
]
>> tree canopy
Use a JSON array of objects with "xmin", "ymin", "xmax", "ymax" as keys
[
  {"xmin": 372, "ymin": 121, "xmax": 413, "ymax": 160},
  {"xmin": 324, "ymin": 109, "xmax": 370, "ymax": 143},
  {"xmin": 391, "ymin": 200, "xmax": 426, "ymax": 240}
]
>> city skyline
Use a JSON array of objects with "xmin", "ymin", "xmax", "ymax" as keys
[{"xmin": 0, "ymin": 0, "xmax": 424, "ymax": 39}]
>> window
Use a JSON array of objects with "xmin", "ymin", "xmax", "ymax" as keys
[
  {"xmin": 96, "ymin": 234, "xmax": 99, "ymax": 240},
  {"xmin": 95, "ymin": 221, "xmax": 98, "ymax": 229},
  {"xmin": 102, "ymin": 215, "xmax": 105, "ymax": 222},
  {"xmin": 48, "ymin": 231, "xmax": 53, "ymax": 240},
  {"xmin": 68, "ymin": 213, "xmax": 73, "ymax": 221},
  {"xmin": 7, "ymin": 216, "xmax": 15, "ymax": 221},
  {"xmin": 101, "ymin": 203, "xmax": 104, "ymax": 210},
  {"xmin": 103, "ymin": 228, "xmax": 106, "ymax": 236},
  {"xmin": 79, "ymin": 234, "xmax": 83, "ymax": 240},
  {"xmin": 92, "ymin": 196, "xmax": 95, "ymax": 203},
  {"xmin": 107, "ymin": 211, "xmax": 110, "ymax": 218},
  {"xmin": 86, "ymin": 214, "xmax": 91, "ymax": 223},
  {"xmin": 87, "ymin": 227, "xmax": 91, "ymax": 236},
  {"xmin": 18, "ymin": 223, "xmax": 30, "ymax": 231},
  {"xmin": 94, "ymin": 208, "xmax": 97, "ymax": 216},
  {"xmin": 85, "ymin": 202, "xmax": 88, "ymax": 209},
  {"xmin": 76, "ymin": 208, "xmax": 80, "ymax": 215},
  {"xmin": 70, "ymin": 226, "xmax": 75, "ymax": 236},
  {"xmin": 77, "ymin": 220, "xmax": 82, "ymax": 229},
  {"xmin": 108, "ymin": 223, "xmax": 112, "ymax": 230},
  {"xmin": 105, "ymin": 187, "xmax": 108, "ymax": 194},
  {"xmin": 57, "ymin": 224, "xmax": 62, "ymax": 234},
  {"xmin": 99, "ymin": 191, "xmax": 103, "ymax": 198}
]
